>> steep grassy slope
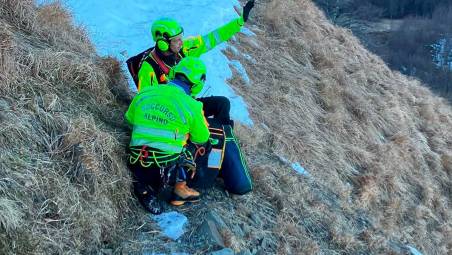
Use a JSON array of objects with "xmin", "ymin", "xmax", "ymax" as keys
[
  {"xmin": 1, "ymin": 0, "xmax": 451, "ymax": 254},
  {"xmin": 0, "ymin": 1, "xmax": 135, "ymax": 253},
  {"xmin": 226, "ymin": 0, "xmax": 452, "ymax": 253}
]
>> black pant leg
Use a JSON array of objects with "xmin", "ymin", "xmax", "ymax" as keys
[
  {"xmin": 127, "ymin": 162, "xmax": 162, "ymax": 202},
  {"xmin": 197, "ymin": 96, "xmax": 233, "ymax": 126}
]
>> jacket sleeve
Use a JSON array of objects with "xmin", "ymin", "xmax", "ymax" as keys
[
  {"xmin": 137, "ymin": 61, "xmax": 159, "ymax": 92},
  {"xmin": 182, "ymin": 17, "xmax": 244, "ymax": 57},
  {"xmin": 188, "ymin": 101, "xmax": 210, "ymax": 144}
]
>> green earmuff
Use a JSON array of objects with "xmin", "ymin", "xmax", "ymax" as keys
[{"xmin": 157, "ymin": 39, "xmax": 169, "ymax": 51}]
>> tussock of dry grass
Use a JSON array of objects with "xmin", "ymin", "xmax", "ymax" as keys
[
  {"xmin": 224, "ymin": 0, "xmax": 452, "ymax": 254},
  {"xmin": 0, "ymin": 0, "xmax": 134, "ymax": 253}
]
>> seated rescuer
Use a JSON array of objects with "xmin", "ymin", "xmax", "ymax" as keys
[
  {"xmin": 135, "ymin": 0, "xmax": 255, "ymax": 126},
  {"xmin": 125, "ymin": 57, "xmax": 210, "ymax": 214}
]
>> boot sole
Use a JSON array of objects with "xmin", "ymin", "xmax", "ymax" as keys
[
  {"xmin": 170, "ymin": 193, "xmax": 200, "ymax": 206},
  {"xmin": 170, "ymin": 199, "xmax": 200, "ymax": 206}
]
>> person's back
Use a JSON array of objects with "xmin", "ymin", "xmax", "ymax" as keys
[
  {"xmin": 126, "ymin": 85, "xmax": 209, "ymax": 154},
  {"xmin": 126, "ymin": 57, "xmax": 210, "ymax": 214}
]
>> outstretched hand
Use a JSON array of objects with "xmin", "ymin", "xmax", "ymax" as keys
[
  {"xmin": 234, "ymin": 0, "xmax": 255, "ymax": 22},
  {"xmin": 242, "ymin": 0, "xmax": 255, "ymax": 22}
]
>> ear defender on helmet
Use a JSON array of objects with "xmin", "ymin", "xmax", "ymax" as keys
[
  {"xmin": 151, "ymin": 17, "xmax": 183, "ymax": 52},
  {"xmin": 173, "ymin": 57, "xmax": 207, "ymax": 97},
  {"xmin": 157, "ymin": 39, "xmax": 169, "ymax": 51}
]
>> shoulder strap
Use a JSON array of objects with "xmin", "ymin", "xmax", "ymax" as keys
[
  {"xmin": 144, "ymin": 49, "xmax": 186, "ymax": 84},
  {"xmin": 126, "ymin": 47, "xmax": 153, "ymax": 87},
  {"xmin": 150, "ymin": 49, "xmax": 170, "ymax": 74}
]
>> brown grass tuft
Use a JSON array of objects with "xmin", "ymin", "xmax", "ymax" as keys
[
  {"xmin": 225, "ymin": 0, "xmax": 452, "ymax": 253},
  {"xmin": 0, "ymin": 1, "xmax": 134, "ymax": 253}
]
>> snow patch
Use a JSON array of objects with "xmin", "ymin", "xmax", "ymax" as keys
[
  {"xmin": 242, "ymin": 53, "xmax": 256, "ymax": 63},
  {"xmin": 227, "ymin": 46, "xmax": 256, "ymax": 64},
  {"xmin": 38, "ymin": 0, "xmax": 254, "ymax": 125},
  {"xmin": 277, "ymin": 155, "xmax": 311, "ymax": 177},
  {"xmin": 152, "ymin": 211, "xmax": 188, "ymax": 240},
  {"xmin": 276, "ymin": 155, "xmax": 291, "ymax": 164},
  {"xmin": 240, "ymin": 27, "xmax": 256, "ymax": 36},
  {"xmin": 229, "ymin": 60, "xmax": 250, "ymax": 85},
  {"xmin": 228, "ymin": 45, "xmax": 240, "ymax": 55},
  {"xmin": 406, "ymin": 245, "xmax": 423, "ymax": 255},
  {"xmin": 291, "ymin": 162, "xmax": 310, "ymax": 177}
]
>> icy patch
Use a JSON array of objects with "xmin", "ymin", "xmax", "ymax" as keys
[
  {"xmin": 276, "ymin": 155, "xmax": 291, "ymax": 164},
  {"xmin": 406, "ymin": 245, "xmax": 423, "ymax": 255},
  {"xmin": 228, "ymin": 45, "xmax": 240, "ymax": 55},
  {"xmin": 229, "ymin": 60, "xmax": 250, "ymax": 85},
  {"xmin": 291, "ymin": 162, "xmax": 311, "ymax": 177},
  {"xmin": 228, "ymin": 46, "xmax": 255, "ymax": 63},
  {"xmin": 38, "ymin": 0, "xmax": 254, "ymax": 125},
  {"xmin": 152, "ymin": 211, "xmax": 188, "ymax": 240},
  {"xmin": 199, "ymin": 44, "xmax": 253, "ymax": 127},
  {"xmin": 277, "ymin": 155, "xmax": 311, "ymax": 177},
  {"xmin": 248, "ymin": 38, "xmax": 260, "ymax": 48},
  {"xmin": 242, "ymin": 53, "xmax": 256, "ymax": 63},
  {"xmin": 240, "ymin": 27, "xmax": 256, "ymax": 36}
]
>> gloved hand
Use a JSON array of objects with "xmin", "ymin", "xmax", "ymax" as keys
[
  {"xmin": 234, "ymin": 0, "xmax": 255, "ymax": 23},
  {"xmin": 242, "ymin": 0, "xmax": 255, "ymax": 22}
]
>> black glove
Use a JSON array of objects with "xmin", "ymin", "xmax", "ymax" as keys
[{"xmin": 242, "ymin": 0, "xmax": 255, "ymax": 22}]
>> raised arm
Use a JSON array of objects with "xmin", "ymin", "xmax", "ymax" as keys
[{"xmin": 182, "ymin": 0, "xmax": 255, "ymax": 57}]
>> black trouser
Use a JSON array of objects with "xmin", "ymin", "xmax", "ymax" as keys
[
  {"xmin": 128, "ymin": 161, "xmax": 162, "ymax": 198},
  {"xmin": 127, "ymin": 159, "xmax": 186, "ymax": 205},
  {"xmin": 197, "ymin": 96, "xmax": 233, "ymax": 126}
]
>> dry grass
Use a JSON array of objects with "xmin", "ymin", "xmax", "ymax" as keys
[
  {"xmin": 224, "ymin": 0, "xmax": 452, "ymax": 253},
  {"xmin": 1, "ymin": 0, "xmax": 452, "ymax": 254},
  {"xmin": 0, "ymin": 0, "xmax": 135, "ymax": 253}
]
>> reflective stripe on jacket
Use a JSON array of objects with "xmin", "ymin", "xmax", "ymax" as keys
[{"xmin": 125, "ymin": 83, "xmax": 210, "ymax": 154}]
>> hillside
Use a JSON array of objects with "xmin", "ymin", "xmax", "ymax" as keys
[
  {"xmin": 1, "ymin": 0, "xmax": 451, "ymax": 254},
  {"xmin": 313, "ymin": 0, "xmax": 452, "ymax": 101}
]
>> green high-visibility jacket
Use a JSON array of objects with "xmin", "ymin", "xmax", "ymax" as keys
[
  {"xmin": 125, "ymin": 83, "xmax": 210, "ymax": 154},
  {"xmin": 137, "ymin": 17, "xmax": 245, "ymax": 92}
]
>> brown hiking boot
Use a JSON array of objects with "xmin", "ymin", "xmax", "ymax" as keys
[{"xmin": 170, "ymin": 181, "xmax": 200, "ymax": 206}]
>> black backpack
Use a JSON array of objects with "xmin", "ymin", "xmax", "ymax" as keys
[{"xmin": 126, "ymin": 47, "xmax": 152, "ymax": 88}]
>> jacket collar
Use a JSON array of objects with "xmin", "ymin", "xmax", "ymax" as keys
[
  {"xmin": 169, "ymin": 79, "xmax": 191, "ymax": 95},
  {"xmin": 155, "ymin": 46, "xmax": 179, "ymax": 66}
]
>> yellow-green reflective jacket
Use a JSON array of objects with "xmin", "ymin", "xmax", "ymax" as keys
[
  {"xmin": 125, "ymin": 83, "xmax": 210, "ymax": 154},
  {"xmin": 137, "ymin": 17, "xmax": 244, "ymax": 92}
]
